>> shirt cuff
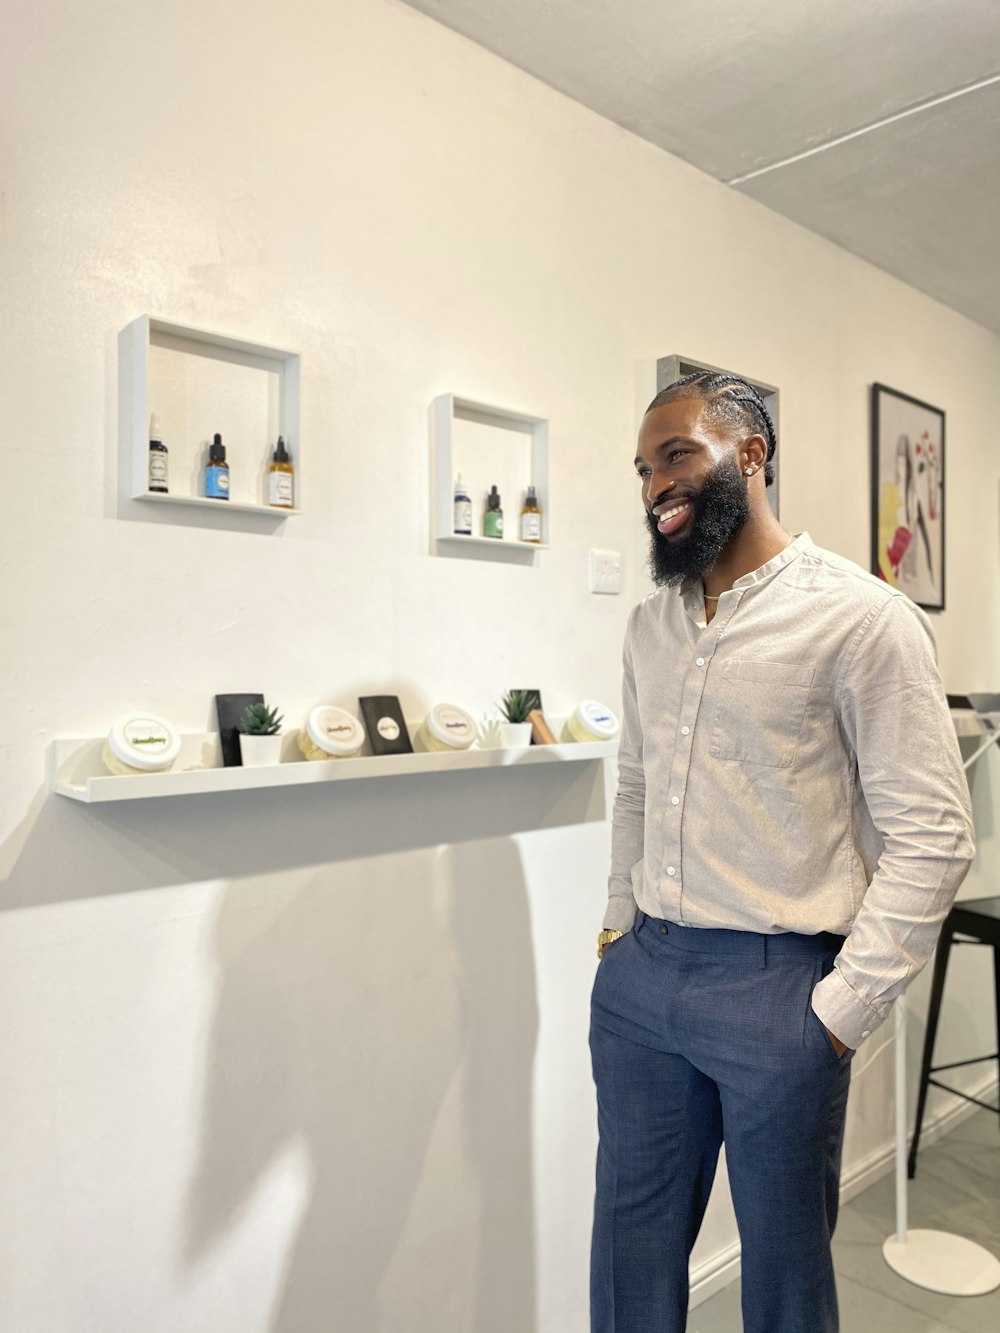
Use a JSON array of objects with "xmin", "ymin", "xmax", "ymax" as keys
[
  {"xmin": 811, "ymin": 966, "xmax": 886, "ymax": 1051},
  {"xmin": 603, "ymin": 896, "xmax": 638, "ymax": 933}
]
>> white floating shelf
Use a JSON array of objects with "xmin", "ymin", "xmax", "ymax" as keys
[
  {"xmin": 119, "ymin": 314, "xmax": 301, "ymax": 517},
  {"xmin": 50, "ymin": 732, "xmax": 617, "ymax": 804},
  {"xmin": 949, "ymin": 703, "xmax": 1000, "ymax": 774},
  {"xmin": 134, "ymin": 492, "xmax": 301, "ymax": 518},
  {"xmin": 432, "ymin": 394, "xmax": 549, "ymax": 559},
  {"xmin": 950, "ymin": 707, "xmax": 987, "ymax": 737},
  {"xmin": 436, "ymin": 535, "xmax": 549, "ymax": 551}
]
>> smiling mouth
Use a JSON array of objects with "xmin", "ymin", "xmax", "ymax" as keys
[{"xmin": 652, "ymin": 500, "xmax": 692, "ymax": 536}]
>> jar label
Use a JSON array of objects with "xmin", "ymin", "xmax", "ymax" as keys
[
  {"xmin": 377, "ymin": 717, "xmax": 400, "ymax": 740},
  {"xmin": 123, "ymin": 720, "xmax": 169, "ymax": 751},
  {"xmin": 323, "ymin": 722, "xmax": 356, "ymax": 740},
  {"xmin": 434, "ymin": 707, "xmax": 474, "ymax": 742},
  {"xmin": 579, "ymin": 701, "xmax": 618, "ymax": 737}
]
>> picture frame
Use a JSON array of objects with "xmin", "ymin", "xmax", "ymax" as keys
[{"xmin": 870, "ymin": 383, "xmax": 945, "ymax": 611}]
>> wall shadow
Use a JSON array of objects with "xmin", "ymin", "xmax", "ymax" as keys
[
  {"xmin": 180, "ymin": 837, "xmax": 538, "ymax": 1331},
  {"xmin": 0, "ymin": 757, "xmax": 586, "ymax": 1328},
  {"xmin": 1, "ymin": 760, "xmax": 607, "ymax": 912},
  {"xmin": 444, "ymin": 839, "xmax": 539, "ymax": 1333}
]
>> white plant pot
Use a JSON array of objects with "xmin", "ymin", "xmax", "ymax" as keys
[
  {"xmin": 499, "ymin": 722, "xmax": 533, "ymax": 749},
  {"xmin": 239, "ymin": 733, "xmax": 284, "ymax": 766}
]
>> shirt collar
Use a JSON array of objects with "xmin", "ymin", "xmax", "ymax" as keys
[{"xmin": 679, "ymin": 531, "xmax": 811, "ymax": 615}]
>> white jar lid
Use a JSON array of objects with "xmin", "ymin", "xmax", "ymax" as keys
[
  {"xmin": 107, "ymin": 712, "xmax": 182, "ymax": 771},
  {"xmin": 425, "ymin": 703, "xmax": 477, "ymax": 749},
  {"xmin": 305, "ymin": 705, "xmax": 366, "ymax": 756},
  {"xmin": 574, "ymin": 700, "xmax": 620, "ymax": 739}
]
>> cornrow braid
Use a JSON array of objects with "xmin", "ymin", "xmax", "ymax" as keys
[{"xmin": 648, "ymin": 371, "xmax": 777, "ymax": 486}]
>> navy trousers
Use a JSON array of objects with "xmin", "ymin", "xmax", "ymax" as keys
[{"xmin": 590, "ymin": 911, "xmax": 853, "ymax": 1333}]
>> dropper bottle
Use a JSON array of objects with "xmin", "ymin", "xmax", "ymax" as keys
[
  {"xmin": 520, "ymin": 484, "xmax": 542, "ymax": 542},
  {"xmin": 268, "ymin": 436, "xmax": 295, "ymax": 508},
  {"xmin": 205, "ymin": 433, "xmax": 230, "ymax": 500},
  {"xmin": 453, "ymin": 473, "xmax": 472, "ymax": 535},
  {"xmin": 484, "ymin": 485, "xmax": 503, "ymax": 538},
  {"xmin": 148, "ymin": 414, "xmax": 168, "ymax": 494}
]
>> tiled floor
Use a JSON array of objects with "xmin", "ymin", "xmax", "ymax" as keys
[{"xmin": 690, "ymin": 1108, "xmax": 1000, "ymax": 1332}]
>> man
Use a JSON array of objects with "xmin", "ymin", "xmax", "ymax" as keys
[{"xmin": 589, "ymin": 371, "xmax": 974, "ymax": 1333}]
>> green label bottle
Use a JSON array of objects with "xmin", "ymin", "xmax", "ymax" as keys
[{"xmin": 484, "ymin": 485, "xmax": 503, "ymax": 538}]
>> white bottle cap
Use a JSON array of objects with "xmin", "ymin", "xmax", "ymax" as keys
[
  {"xmin": 425, "ymin": 703, "xmax": 477, "ymax": 750},
  {"xmin": 149, "ymin": 414, "xmax": 162, "ymax": 441},
  {"xmin": 572, "ymin": 700, "xmax": 620, "ymax": 740},
  {"xmin": 107, "ymin": 712, "xmax": 181, "ymax": 771},
  {"xmin": 304, "ymin": 705, "xmax": 366, "ymax": 756}
]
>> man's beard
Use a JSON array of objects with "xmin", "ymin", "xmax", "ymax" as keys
[{"xmin": 646, "ymin": 456, "xmax": 751, "ymax": 586}]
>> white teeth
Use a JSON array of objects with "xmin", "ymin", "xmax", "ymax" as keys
[{"xmin": 655, "ymin": 501, "xmax": 690, "ymax": 519}]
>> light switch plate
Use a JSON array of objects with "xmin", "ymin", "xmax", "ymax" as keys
[{"xmin": 589, "ymin": 548, "xmax": 622, "ymax": 595}]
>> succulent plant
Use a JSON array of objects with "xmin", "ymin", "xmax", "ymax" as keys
[
  {"xmin": 499, "ymin": 689, "xmax": 540, "ymax": 724},
  {"xmin": 238, "ymin": 702, "xmax": 284, "ymax": 736}
]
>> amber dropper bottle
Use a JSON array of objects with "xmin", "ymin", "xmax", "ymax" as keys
[
  {"xmin": 268, "ymin": 436, "xmax": 295, "ymax": 508},
  {"xmin": 520, "ymin": 484, "xmax": 542, "ymax": 542}
]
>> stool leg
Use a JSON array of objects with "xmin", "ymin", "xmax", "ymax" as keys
[
  {"xmin": 994, "ymin": 945, "xmax": 1000, "ymax": 1124},
  {"xmin": 908, "ymin": 926, "xmax": 953, "ymax": 1179}
]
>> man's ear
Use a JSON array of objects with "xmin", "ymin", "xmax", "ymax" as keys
[{"xmin": 740, "ymin": 434, "xmax": 767, "ymax": 475}]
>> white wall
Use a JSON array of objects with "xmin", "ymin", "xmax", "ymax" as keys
[{"xmin": 1, "ymin": 1, "xmax": 998, "ymax": 1329}]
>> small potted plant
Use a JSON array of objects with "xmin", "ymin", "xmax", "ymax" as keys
[
  {"xmin": 237, "ymin": 702, "xmax": 284, "ymax": 766},
  {"xmin": 497, "ymin": 690, "xmax": 537, "ymax": 748}
]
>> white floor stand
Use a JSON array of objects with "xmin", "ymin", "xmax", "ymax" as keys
[{"xmin": 882, "ymin": 999, "xmax": 1000, "ymax": 1295}]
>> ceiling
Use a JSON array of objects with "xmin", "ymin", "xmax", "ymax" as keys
[{"xmin": 402, "ymin": 0, "xmax": 1000, "ymax": 335}]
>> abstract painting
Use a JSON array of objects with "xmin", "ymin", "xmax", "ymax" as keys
[{"xmin": 871, "ymin": 383, "xmax": 945, "ymax": 611}]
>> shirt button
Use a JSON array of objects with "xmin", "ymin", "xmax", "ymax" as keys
[
  {"xmin": 861, "ymin": 1030, "xmax": 871, "ymax": 1039},
  {"xmin": 671, "ymin": 796, "xmax": 679, "ymax": 805},
  {"xmin": 681, "ymin": 726, "xmax": 690, "ymax": 736},
  {"xmin": 696, "ymin": 657, "xmax": 705, "ymax": 667},
  {"xmin": 667, "ymin": 866, "xmax": 676, "ymax": 876}
]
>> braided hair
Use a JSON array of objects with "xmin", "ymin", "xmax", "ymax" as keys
[{"xmin": 647, "ymin": 371, "xmax": 777, "ymax": 487}]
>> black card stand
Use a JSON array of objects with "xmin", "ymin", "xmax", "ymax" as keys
[
  {"xmin": 358, "ymin": 696, "xmax": 413, "ymax": 755},
  {"xmin": 215, "ymin": 693, "xmax": 264, "ymax": 767}
]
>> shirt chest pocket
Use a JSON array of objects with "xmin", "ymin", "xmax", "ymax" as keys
[{"xmin": 709, "ymin": 660, "xmax": 815, "ymax": 769}]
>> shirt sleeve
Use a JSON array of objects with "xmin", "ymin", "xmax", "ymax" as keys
[
  {"xmin": 811, "ymin": 594, "xmax": 975, "ymax": 1049},
  {"xmin": 604, "ymin": 609, "xmax": 645, "ymax": 932}
]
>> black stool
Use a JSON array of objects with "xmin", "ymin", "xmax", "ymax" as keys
[{"xmin": 908, "ymin": 896, "xmax": 1000, "ymax": 1178}]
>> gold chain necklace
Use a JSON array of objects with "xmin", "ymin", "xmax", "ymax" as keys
[{"xmin": 704, "ymin": 533, "xmax": 795, "ymax": 600}]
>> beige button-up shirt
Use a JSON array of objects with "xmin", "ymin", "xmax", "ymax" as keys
[{"xmin": 605, "ymin": 533, "xmax": 974, "ymax": 1050}]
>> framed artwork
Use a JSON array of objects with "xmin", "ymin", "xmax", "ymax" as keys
[{"xmin": 871, "ymin": 383, "xmax": 945, "ymax": 611}]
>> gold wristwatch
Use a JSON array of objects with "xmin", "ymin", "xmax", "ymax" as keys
[{"xmin": 597, "ymin": 928, "xmax": 625, "ymax": 959}]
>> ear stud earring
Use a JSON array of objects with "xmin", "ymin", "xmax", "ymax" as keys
[{"xmin": 745, "ymin": 467, "xmax": 753, "ymax": 476}]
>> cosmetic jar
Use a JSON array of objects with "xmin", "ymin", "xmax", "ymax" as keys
[
  {"xmin": 298, "ymin": 705, "xmax": 366, "ymax": 761},
  {"xmin": 565, "ymin": 700, "xmax": 620, "ymax": 743},
  {"xmin": 102, "ymin": 713, "xmax": 182, "ymax": 775},
  {"xmin": 419, "ymin": 703, "xmax": 477, "ymax": 753}
]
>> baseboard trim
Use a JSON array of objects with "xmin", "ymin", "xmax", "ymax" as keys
[
  {"xmin": 688, "ymin": 1072, "xmax": 998, "ymax": 1309},
  {"xmin": 839, "ymin": 1071, "xmax": 998, "ymax": 1205},
  {"xmin": 688, "ymin": 1238, "xmax": 743, "ymax": 1308}
]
